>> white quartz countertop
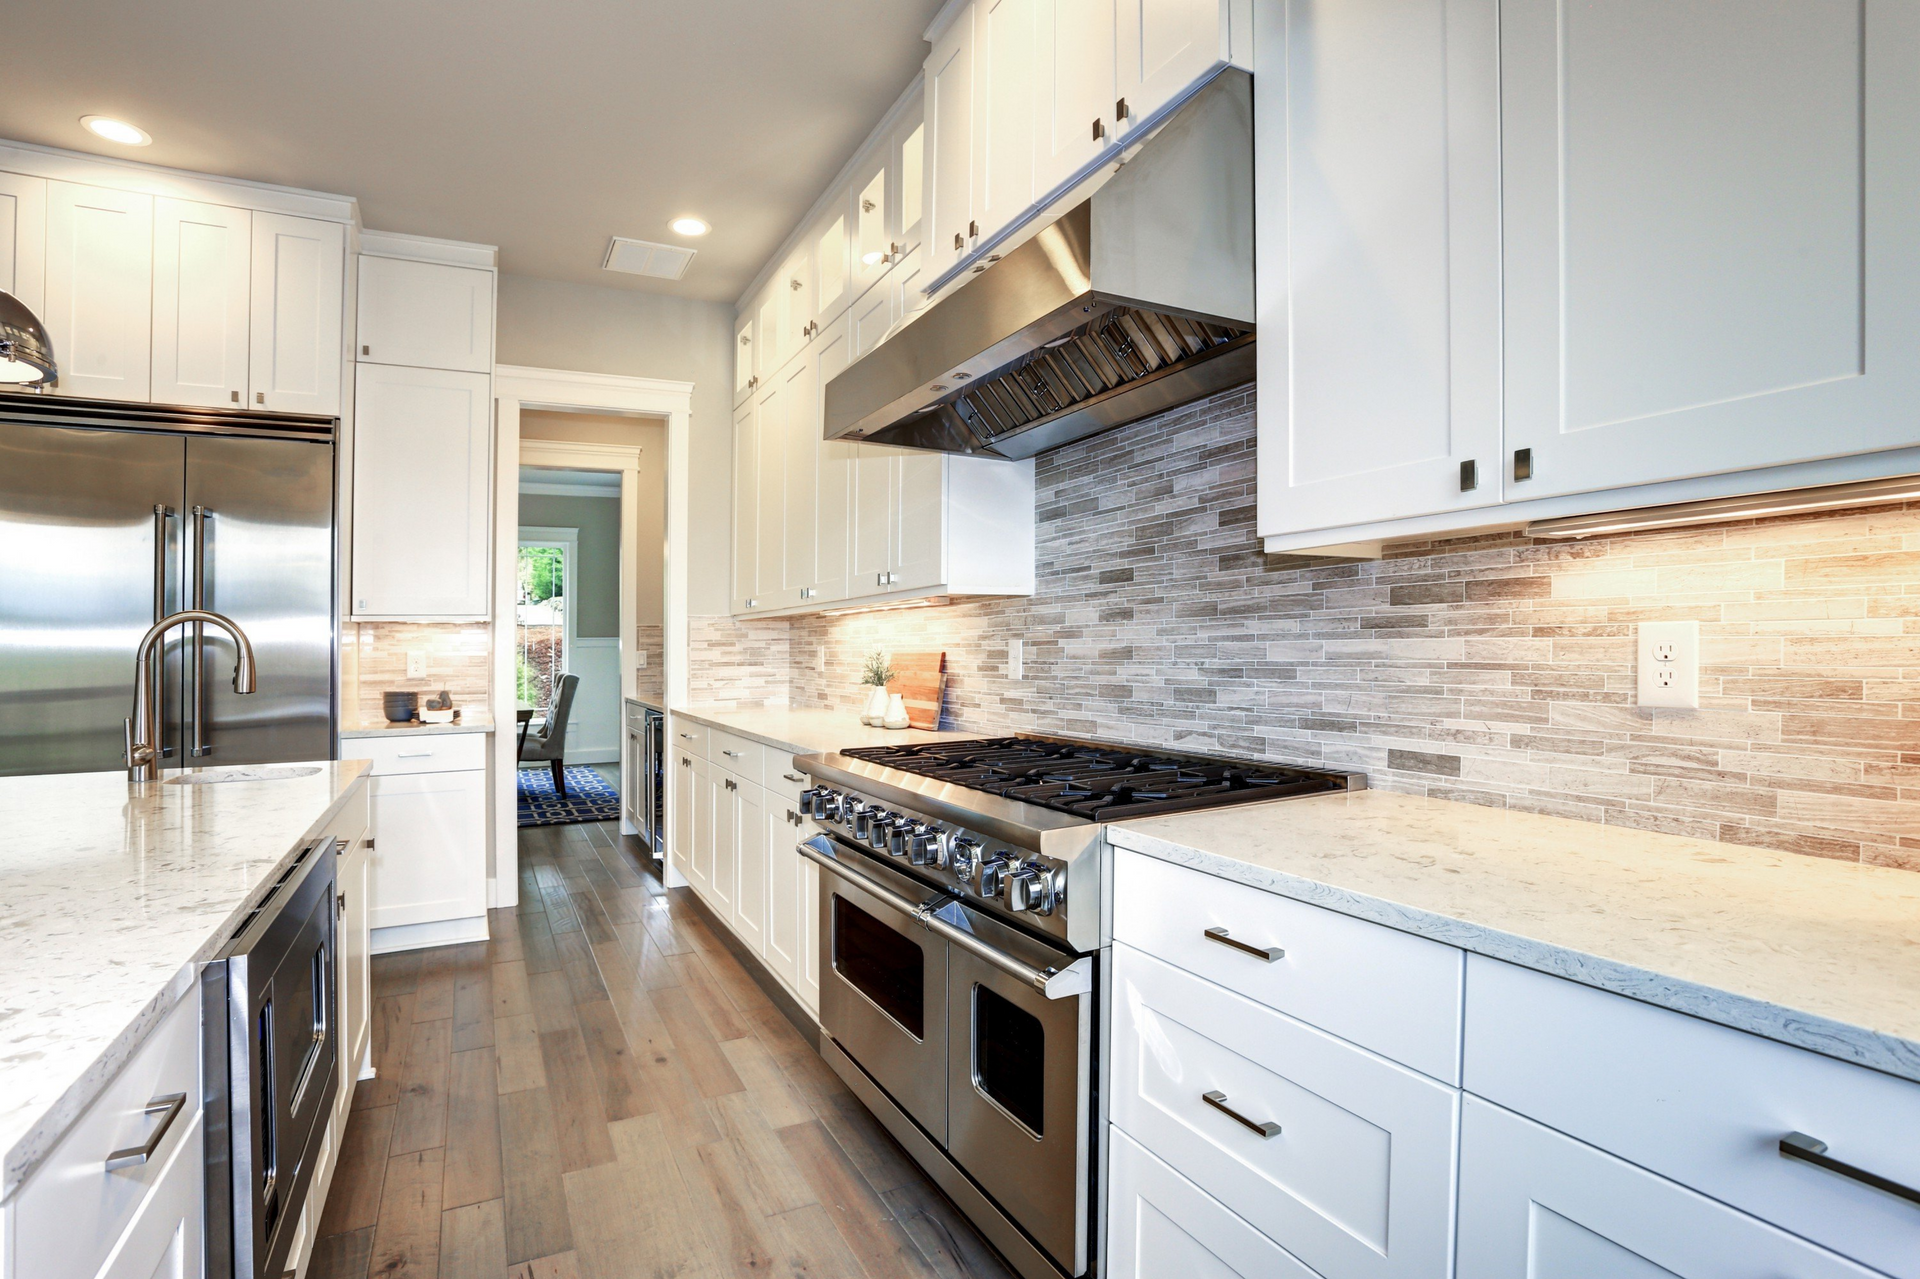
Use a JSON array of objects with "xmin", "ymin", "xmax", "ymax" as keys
[
  {"xmin": 672, "ymin": 705, "xmax": 976, "ymax": 758},
  {"xmin": 339, "ymin": 709, "xmax": 495, "ymax": 738},
  {"xmin": 1111, "ymin": 788, "xmax": 1920, "ymax": 1083},
  {"xmin": 0, "ymin": 760, "xmax": 371, "ymax": 1196}
]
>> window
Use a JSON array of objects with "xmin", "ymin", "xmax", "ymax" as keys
[{"xmin": 515, "ymin": 539, "xmax": 570, "ymax": 708}]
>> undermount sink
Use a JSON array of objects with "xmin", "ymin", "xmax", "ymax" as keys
[{"xmin": 166, "ymin": 765, "xmax": 323, "ymax": 785}]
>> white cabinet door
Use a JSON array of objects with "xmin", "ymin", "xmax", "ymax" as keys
[
  {"xmin": 151, "ymin": 199, "xmax": 251, "ymax": 409},
  {"xmin": 1254, "ymin": 0, "xmax": 1502, "ymax": 539},
  {"xmin": 754, "ymin": 368, "xmax": 793, "ymax": 610},
  {"xmin": 356, "ymin": 255, "xmax": 493, "ymax": 373},
  {"xmin": 249, "ymin": 212, "xmax": 344, "ymax": 416},
  {"xmin": 893, "ymin": 112, "xmax": 927, "ymax": 257},
  {"xmin": 756, "ymin": 285, "xmax": 786, "ymax": 385},
  {"xmin": 44, "ymin": 181, "xmax": 152, "ymax": 402},
  {"xmin": 366, "ymin": 770, "xmax": 488, "ymax": 929},
  {"xmin": 851, "ymin": 159, "xmax": 893, "ymax": 302},
  {"xmin": 350, "ymin": 364, "xmax": 492, "ymax": 618},
  {"xmin": 731, "ymin": 394, "xmax": 760, "ymax": 611},
  {"xmin": 1114, "ymin": 0, "xmax": 1231, "ymax": 134},
  {"xmin": 733, "ymin": 311, "xmax": 756, "ymax": 406},
  {"xmin": 1500, "ymin": 0, "xmax": 1920, "ymax": 499},
  {"xmin": 811, "ymin": 197, "xmax": 853, "ymax": 327},
  {"xmin": 1034, "ymin": 0, "xmax": 1117, "ymax": 199},
  {"xmin": 779, "ymin": 352, "xmax": 819, "ymax": 602},
  {"xmin": 812, "ymin": 312, "xmax": 855, "ymax": 604},
  {"xmin": 0, "ymin": 171, "xmax": 47, "ymax": 315},
  {"xmin": 891, "ymin": 449, "xmax": 946, "ymax": 591},
  {"xmin": 765, "ymin": 801, "xmax": 801, "ymax": 992},
  {"xmin": 796, "ymin": 852, "xmax": 820, "ymax": 1013},
  {"xmin": 340, "ymin": 834, "xmax": 373, "ymax": 1079},
  {"xmin": 709, "ymin": 767, "xmax": 738, "ymax": 917},
  {"xmin": 926, "ymin": 6, "xmax": 978, "ymax": 272},
  {"xmin": 850, "ymin": 264, "xmax": 898, "ymax": 361},
  {"xmin": 975, "ymin": 0, "xmax": 1039, "ymax": 246},
  {"xmin": 776, "ymin": 247, "xmax": 814, "ymax": 355},
  {"xmin": 673, "ymin": 748, "xmax": 701, "ymax": 889},
  {"xmin": 731, "ymin": 777, "xmax": 767, "ymax": 955},
  {"xmin": 94, "ymin": 1110, "xmax": 205, "ymax": 1279},
  {"xmin": 1457, "ymin": 1097, "xmax": 1883, "ymax": 1279},
  {"xmin": 1107, "ymin": 1129, "xmax": 1319, "ymax": 1279},
  {"xmin": 851, "ymin": 448, "xmax": 897, "ymax": 594}
]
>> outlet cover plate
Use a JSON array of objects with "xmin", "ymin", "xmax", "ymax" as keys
[
  {"xmin": 1638, "ymin": 621, "xmax": 1699, "ymax": 709},
  {"xmin": 406, "ymin": 650, "xmax": 426, "ymax": 679}
]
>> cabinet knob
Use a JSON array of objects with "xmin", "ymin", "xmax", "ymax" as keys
[
  {"xmin": 968, "ymin": 220, "xmax": 979, "ymax": 239},
  {"xmin": 863, "ymin": 197, "xmax": 878, "ymax": 214},
  {"xmin": 790, "ymin": 278, "xmax": 803, "ymax": 291},
  {"xmin": 230, "ymin": 390, "xmax": 240, "ymax": 404},
  {"xmin": 740, "ymin": 334, "xmax": 751, "ymax": 346},
  {"xmin": 362, "ymin": 344, "xmax": 371, "ymax": 356},
  {"xmin": 1513, "ymin": 448, "xmax": 1534, "ymax": 482},
  {"xmin": 255, "ymin": 392, "xmax": 265, "ymax": 405},
  {"xmin": 1460, "ymin": 459, "xmax": 1478, "ymax": 492},
  {"xmin": 1092, "ymin": 118, "xmax": 1106, "ymax": 141},
  {"xmin": 954, "ymin": 232, "xmax": 965, "ymax": 251},
  {"xmin": 1115, "ymin": 97, "xmax": 1130, "ymax": 121}
]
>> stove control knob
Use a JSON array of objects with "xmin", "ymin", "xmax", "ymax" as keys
[
  {"xmin": 886, "ymin": 818, "xmax": 915, "ymax": 856},
  {"xmin": 974, "ymin": 854, "xmax": 1012, "ymax": 899},
  {"xmin": 907, "ymin": 823, "xmax": 938, "ymax": 865},
  {"xmin": 1005, "ymin": 862, "xmax": 1061, "ymax": 915},
  {"xmin": 817, "ymin": 790, "xmax": 845, "ymax": 821},
  {"xmin": 874, "ymin": 813, "xmax": 902, "ymax": 850},
  {"xmin": 949, "ymin": 836, "xmax": 982, "ymax": 880},
  {"xmin": 848, "ymin": 801, "xmax": 872, "ymax": 839}
]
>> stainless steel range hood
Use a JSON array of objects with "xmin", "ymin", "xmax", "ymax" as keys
[{"xmin": 824, "ymin": 70, "xmax": 1253, "ymax": 459}]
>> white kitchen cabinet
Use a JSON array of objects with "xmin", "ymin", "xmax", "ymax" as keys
[
  {"xmin": 356, "ymin": 254, "xmax": 493, "ymax": 373},
  {"xmin": 338, "ymin": 831, "xmax": 373, "ymax": 1077},
  {"xmin": 44, "ymin": 181, "xmax": 152, "ymax": 402},
  {"xmin": 730, "ymin": 394, "xmax": 761, "ymax": 612},
  {"xmin": 92, "ymin": 1108, "xmax": 204, "ymax": 1279},
  {"xmin": 1499, "ymin": 0, "xmax": 1920, "ymax": 501},
  {"xmin": 339, "ymin": 734, "xmax": 488, "ymax": 948},
  {"xmin": 925, "ymin": 4, "xmax": 978, "ymax": 272},
  {"xmin": 1456, "ymin": 1097, "xmax": 1882, "ymax": 1279},
  {"xmin": 779, "ymin": 345, "xmax": 821, "ymax": 603},
  {"xmin": 151, "ymin": 198, "xmax": 251, "ymax": 409},
  {"xmin": 811, "ymin": 314, "xmax": 857, "ymax": 606},
  {"xmin": 974, "ymin": 0, "xmax": 1039, "ymax": 245},
  {"xmin": 349, "ymin": 364, "xmax": 492, "ymax": 619},
  {"xmin": 0, "ymin": 171, "xmax": 47, "ymax": 315},
  {"xmin": 850, "ymin": 159, "xmax": 893, "ymax": 303},
  {"xmin": 1253, "ymin": 0, "xmax": 1503, "ymax": 540},
  {"xmin": 809, "ymin": 199, "xmax": 853, "ymax": 333},
  {"xmin": 753, "ymin": 363, "xmax": 794, "ymax": 610},
  {"xmin": 732, "ymin": 310, "xmax": 758, "ymax": 406},
  {"xmin": 775, "ymin": 247, "xmax": 814, "ymax": 357},
  {"xmin": 755, "ymin": 283, "xmax": 787, "ymax": 388},
  {"xmin": 1115, "ymin": 0, "xmax": 1235, "ymax": 135},
  {"xmin": 892, "ymin": 112, "xmax": 926, "ymax": 259},
  {"xmin": 763, "ymin": 798, "xmax": 818, "ymax": 1013},
  {"xmin": 1033, "ymin": 0, "xmax": 1117, "ymax": 200},
  {"xmin": 248, "ymin": 212, "xmax": 344, "ymax": 416},
  {"xmin": 708, "ymin": 763, "xmax": 738, "ymax": 919},
  {"xmin": 672, "ymin": 744, "xmax": 701, "ymax": 889},
  {"xmin": 1107, "ymin": 1129, "xmax": 1318, "ymax": 1279},
  {"xmin": 729, "ymin": 774, "xmax": 767, "ymax": 956}
]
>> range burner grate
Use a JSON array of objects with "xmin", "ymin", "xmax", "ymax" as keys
[{"xmin": 839, "ymin": 735, "xmax": 1352, "ymax": 821}]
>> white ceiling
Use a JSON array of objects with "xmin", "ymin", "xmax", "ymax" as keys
[{"xmin": 0, "ymin": 0, "xmax": 944, "ymax": 302}]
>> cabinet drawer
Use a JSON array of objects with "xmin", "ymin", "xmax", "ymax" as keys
[
  {"xmin": 321, "ymin": 782, "xmax": 370, "ymax": 847},
  {"xmin": 765, "ymin": 754, "xmax": 810, "ymax": 802},
  {"xmin": 709, "ymin": 728, "xmax": 765, "ymax": 786},
  {"xmin": 1106, "ymin": 1129, "xmax": 1318, "ymax": 1279},
  {"xmin": 341, "ymin": 731, "xmax": 487, "ymax": 776},
  {"xmin": 624, "ymin": 702, "xmax": 651, "ymax": 733},
  {"xmin": 670, "ymin": 716, "xmax": 709, "ymax": 760},
  {"xmin": 1464, "ymin": 955, "xmax": 1920, "ymax": 1279},
  {"xmin": 1112, "ymin": 848, "xmax": 1464, "ymax": 1082},
  {"xmin": 1458, "ymin": 1096, "xmax": 1883, "ymax": 1278},
  {"xmin": 15, "ymin": 983, "xmax": 202, "ymax": 1279},
  {"xmin": 1110, "ymin": 943, "xmax": 1458, "ymax": 1279}
]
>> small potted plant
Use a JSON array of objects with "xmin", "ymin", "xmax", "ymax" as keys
[{"xmin": 859, "ymin": 649, "xmax": 894, "ymax": 726}]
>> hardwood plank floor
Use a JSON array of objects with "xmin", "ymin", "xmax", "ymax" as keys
[{"xmin": 311, "ymin": 820, "xmax": 1016, "ymax": 1279}]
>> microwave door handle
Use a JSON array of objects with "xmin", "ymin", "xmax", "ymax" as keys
[
  {"xmin": 795, "ymin": 837, "xmax": 1092, "ymax": 1000},
  {"xmin": 189, "ymin": 506, "xmax": 211, "ymax": 757}
]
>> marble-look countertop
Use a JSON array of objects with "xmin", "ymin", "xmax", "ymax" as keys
[
  {"xmin": 1112, "ymin": 789, "xmax": 1920, "ymax": 1083},
  {"xmin": 627, "ymin": 692, "xmax": 666, "ymax": 714},
  {"xmin": 0, "ymin": 760, "xmax": 372, "ymax": 1195},
  {"xmin": 672, "ymin": 704, "xmax": 975, "ymax": 758},
  {"xmin": 339, "ymin": 709, "xmax": 495, "ymax": 738}
]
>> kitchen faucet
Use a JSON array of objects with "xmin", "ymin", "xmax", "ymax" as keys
[{"xmin": 125, "ymin": 609, "xmax": 257, "ymax": 782}]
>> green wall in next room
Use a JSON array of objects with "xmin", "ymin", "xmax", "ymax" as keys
[{"xmin": 520, "ymin": 492, "xmax": 620, "ymax": 637}]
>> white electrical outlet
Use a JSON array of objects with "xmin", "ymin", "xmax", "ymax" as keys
[
  {"xmin": 406, "ymin": 650, "xmax": 426, "ymax": 679},
  {"xmin": 1008, "ymin": 638, "xmax": 1024, "ymax": 681},
  {"xmin": 1637, "ymin": 621, "xmax": 1700, "ymax": 709},
  {"xmin": 634, "ymin": 649, "xmax": 647, "ymax": 668}
]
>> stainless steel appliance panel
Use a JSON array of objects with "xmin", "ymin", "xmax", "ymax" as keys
[
  {"xmin": 0, "ymin": 423, "xmax": 184, "ymax": 776},
  {"xmin": 817, "ymin": 836, "xmax": 950, "ymax": 1142},
  {"xmin": 182, "ymin": 435, "xmax": 335, "ymax": 765},
  {"xmin": 944, "ymin": 905, "xmax": 1092, "ymax": 1275}
]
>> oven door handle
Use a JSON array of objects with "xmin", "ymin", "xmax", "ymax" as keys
[{"xmin": 797, "ymin": 837, "xmax": 1092, "ymax": 1000}]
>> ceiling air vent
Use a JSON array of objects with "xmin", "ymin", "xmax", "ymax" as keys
[{"xmin": 602, "ymin": 236, "xmax": 695, "ymax": 280}]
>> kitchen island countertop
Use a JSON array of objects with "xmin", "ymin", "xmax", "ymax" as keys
[
  {"xmin": 0, "ymin": 760, "xmax": 371, "ymax": 1195},
  {"xmin": 1113, "ymin": 788, "xmax": 1920, "ymax": 1084}
]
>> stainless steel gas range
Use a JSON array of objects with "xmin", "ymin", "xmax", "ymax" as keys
[{"xmin": 792, "ymin": 734, "xmax": 1364, "ymax": 1279}]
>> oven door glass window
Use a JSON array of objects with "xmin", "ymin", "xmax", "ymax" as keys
[
  {"xmin": 833, "ymin": 895, "xmax": 925, "ymax": 1038},
  {"xmin": 974, "ymin": 984, "xmax": 1045, "ymax": 1136}
]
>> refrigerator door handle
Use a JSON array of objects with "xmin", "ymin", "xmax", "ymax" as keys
[
  {"xmin": 151, "ymin": 505, "xmax": 174, "ymax": 759},
  {"xmin": 190, "ymin": 505, "xmax": 212, "ymax": 757}
]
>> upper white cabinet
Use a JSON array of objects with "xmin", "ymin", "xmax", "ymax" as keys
[
  {"xmin": 1116, "ymin": 0, "xmax": 1236, "ymax": 133},
  {"xmin": 1254, "ymin": 0, "xmax": 1503, "ymax": 534},
  {"xmin": 1499, "ymin": 0, "xmax": 1920, "ymax": 500},
  {"xmin": 1034, "ymin": 0, "xmax": 1118, "ymax": 197},
  {"xmin": 151, "ymin": 198, "xmax": 252, "ymax": 409},
  {"xmin": 247, "ymin": 212, "xmax": 345, "ymax": 416},
  {"xmin": 926, "ymin": 6, "xmax": 978, "ymax": 270},
  {"xmin": 44, "ymin": 182, "xmax": 153, "ymax": 402},
  {"xmin": 356, "ymin": 253, "xmax": 493, "ymax": 372},
  {"xmin": 0, "ymin": 171, "xmax": 47, "ymax": 313},
  {"xmin": 350, "ymin": 363, "xmax": 492, "ymax": 618},
  {"xmin": 732, "ymin": 310, "xmax": 757, "ymax": 406},
  {"xmin": 974, "ymin": 0, "xmax": 1039, "ymax": 243}
]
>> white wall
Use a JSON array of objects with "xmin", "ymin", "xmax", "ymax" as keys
[{"xmin": 496, "ymin": 274, "xmax": 733, "ymax": 614}]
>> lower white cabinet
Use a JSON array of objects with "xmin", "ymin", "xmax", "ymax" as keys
[
  {"xmin": 93, "ymin": 1107, "xmax": 204, "ymax": 1279},
  {"xmin": 338, "ymin": 732, "xmax": 488, "ymax": 949},
  {"xmin": 1106, "ymin": 1128, "xmax": 1318, "ymax": 1279},
  {"xmin": 1456, "ymin": 1097, "xmax": 1882, "ymax": 1278}
]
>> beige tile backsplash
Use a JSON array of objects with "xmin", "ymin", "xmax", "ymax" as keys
[{"xmin": 344, "ymin": 621, "xmax": 492, "ymax": 724}]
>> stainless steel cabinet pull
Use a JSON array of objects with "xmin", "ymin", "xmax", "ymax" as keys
[
  {"xmin": 954, "ymin": 232, "xmax": 965, "ymax": 251},
  {"xmin": 782, "ymin": 772, "xmax": 806, "ymax": 783},
  {"xmin": 1115, "ymin": 97, "xmax": 1130, "ymax": 120},
  {"xmin": 396, "ymin": 751, "xmax": 433, "ymax": 758},
  {"xmin": 679, "ymin": 731, "xmax": 696, "ymax": 739},
  {"xmin": 1459, "ymin": 459, "xmax": 1478, "ymax": 492},
  {"xmin": 1203, "ymin": 1090, "xmax": 1280, "ymax": 1139},
  {"xmin": 230, "ymin": 390, "xmax": 240, "ymax": 403},
  {"xmin": 968, "ymin": 219, "xmax": 979, "ymax": 238},
  {"xmin": 362, "ymin": 344, "xmax": 371, "ymax": 356},
  {"xmin": 1513, "ymin": 447, "xmax": 1533, "ymax": 481},
  {"xmin": 681, "ymin": 756, "xmax": 691, "ymax": 767},
  {"xmin": 722, "ymin": 749, "xmax": 742, "ymax": 758},
  {"xmin": 189, "ymin": 505, "xmax": 213, "ymax": 757},
  {"xmin": 724, "ymin": 778, "xmax": 738, "ymax": 791},
  {"xmin": 255, "ymin": 391, "xmax": 265, "ymax": 405},
  {"xmin": 1780, "ymin": 1132, "xmax": 1920, "ymax": 1206},
  {"xmin": 336, "ymin": 890, "xmax": 346, "ymax": 918},
  {"xmin": 1204, "ymin": 926, "xmax": 1284, "ymax": 962},
  {"xmin": 1092, "ymin": 118, "xmax": 1107, "ymax": 141},
  {"xmin": 105, "ymin": 1093, "xmax": 188, "ymax": 1170}
]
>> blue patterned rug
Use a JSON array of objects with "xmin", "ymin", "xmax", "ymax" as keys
[{"xmin": 517, "ymin": 765, "xmax": 621, "ymax": 827}]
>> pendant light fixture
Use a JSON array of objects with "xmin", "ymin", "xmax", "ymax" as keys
[{"xmin": 0, "ymin": 291, "xmax": 58, "ymax": 387}]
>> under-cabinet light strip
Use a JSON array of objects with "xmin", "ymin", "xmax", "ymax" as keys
[{"xmin": 1525, "ymin": 474, "xmax": 1920, "ymax": 540}]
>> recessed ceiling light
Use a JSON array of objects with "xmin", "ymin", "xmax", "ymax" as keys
[
  {"xmin": 668, "ymin": 216, "xmax": 710, "ymax": 237},
  {"xmin": 81, "ymin": 116, "xmax": 151, "ymax": 146}
]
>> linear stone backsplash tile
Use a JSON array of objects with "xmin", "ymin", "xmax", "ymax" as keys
[
  {"xmin": 705, "ymin": 385, "xmax": 1920, "ymax": 872},
  {"xmin": 344, "ymin": 621, "xmax": 491, "ymax": 724}
]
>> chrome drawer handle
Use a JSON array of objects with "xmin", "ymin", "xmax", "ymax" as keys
[
  {"xmin": 1204, "ymin": 926, "xmax": 1284, "ymax": 963},
  {"xmin": 1780, "ymin": 1132, "xmax": 1920, "ymax": 1206},
  {"xmin": 782, "ymin": 772, "xmax": 806, "ymax": 783},
  {"xmin": 1203, "ymin": 1090, "xmax": 1280, "ymax": 1139},
  {"xmin": 722, "ymin": 749, "xmax": 743, "ymax": 758},
  {"xmin": 679, "ymin": 732, "xmax": 696, "ymax": 740},
  {"xmin": 105, "ymin": 1093, "xmax": 188, "ymax": 1170},
  {"xmin": 396, "ymin": 751, "xmax": 433, "ymax": 758}
]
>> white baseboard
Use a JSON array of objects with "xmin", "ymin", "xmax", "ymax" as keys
[{"xmin": 371, "ymin": 914, "xmax": 488, "ymax": 955}]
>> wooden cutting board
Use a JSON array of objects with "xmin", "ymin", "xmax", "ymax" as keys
[{"xmin": 889, "ymin": 651, "xmax": 947, "ymax": 730}]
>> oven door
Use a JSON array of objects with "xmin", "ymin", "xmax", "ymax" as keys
[
  {"xmin": 814, "ymin": 832, "xmax": 950, "ymax": 1143},
  {"xmin": 943, "ymin": 901, "xmax": 1092, "ymax": 1276}
]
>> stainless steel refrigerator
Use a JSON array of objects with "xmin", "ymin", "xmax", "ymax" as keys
[{"xmin": 0, "ymin": 393, "xmax": 337, "ymax": 777}]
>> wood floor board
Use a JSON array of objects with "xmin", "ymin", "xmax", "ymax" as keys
[
  {"xmin": 316, "ymin": 1104, "xmax": 396, "ymax": 1236},
  {"xmin": 438, "ymin": 1197, "xmax": 507, "ymax": 1279},
  {"xmin": 607, "ymin": 1112, "xmax": 715, "ymax": 1279},
  {"xmin": 883, "ymin": 1180, "xmax": 1016, "ymax": 1279},
  {"xmin": 493, "ymin": 959, "xmax": 534, "ymax": 1021},
  {"xmin": 766, "ymin": 1200, "xmax": 890, "ymax": 1279},
  {"xmin": 389, "ymin": 1017, "xmax": 452, "ymax": 1154},
  {"xmin": 506, "ymin": 1251, "xmax": 581, "ymax": 1279},
  {"xmin": 718, "ymin": 1037, "xmax": 813, "ymax": 1130},
  {"xmin": 370, "ymin": 950, "xmax": 424, "ymax": 999},
  {"xmin": 355, "ymin": 992, "xmax": 417, "ymax": 1111},
  {"xmin": 488, "ymin": 907, "xmax": 527, "ymax": 962},
  {"xmin": 574, "ymin": 997, "xmax": 657, "ymax": 1121},
  {"xmin": 497, "ymin": 1087, "xmax": 576, "ymax": 1264},
  {"xmin": 443, "ymin": 1047, "xmax": 504, "ymax": 1209},
  {"xmin": 494, "ymin": 1011, "xmax": 548, "ymax": 1095},
  {"xmin": 814, "ymin": 1090, "xmax": 928, "ymax": 1197},
  {"xmin": 367, "ymin": 1147, "xmax": 445, "ymax": 1279},
  {"xmin": 451, "ymin": 950, "xmax": 495, "ymax": 1051},
  {"xmin": 669, "ymin": 952, "xmax": 752, "ymax": 1043},
  {"xmin": 676, "ymin": 1137, "xmax": 780, "ymax": 1278},
  {"xmin": 412, "ymin": 945, "xmax": 458, "ymax": 1021},
  {"xmin": 538, "ymin": 1025, "xmax": 617, "ymax": 1172},
  {"xmin": 651, "ymin": 985, "xmax": 747, "ymax": 1098},
  {"xmin": 709, "ymin": 1089, "xmax": 818, "ymax": 1215},
  {"xmin": 777, "ymin": 1120, "xmax": 941, "ymax": 1279},
  {"xmin": 306, "ymin": 1224, "xmax": 374, "ymax": 1279},
  {"xmin": 527, "ymin": 968, "xmax": 580, "ymax": 1034}
]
